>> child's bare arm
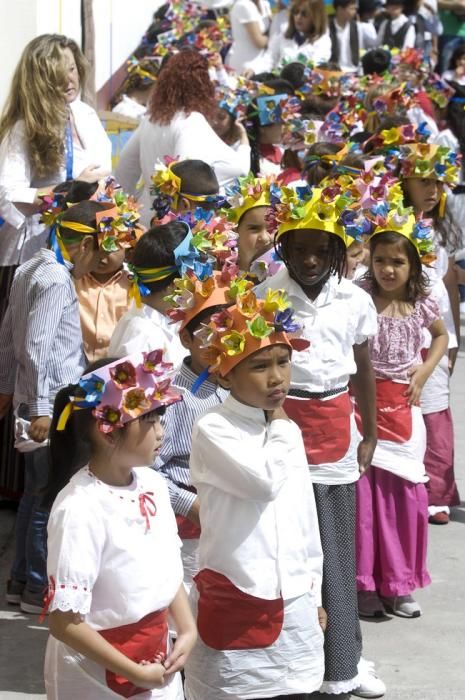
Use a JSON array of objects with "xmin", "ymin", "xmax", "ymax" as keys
[
  {"xmin": 164, "ymin": 585, "xmax": 197, "ymax": 676},
  {"xmin": 351, "ymin": 341, "xmax": 377, "ymax": 474},
  {"xmin": 407, "ymin": 318, "xmax": 449, "ymax": 406}
]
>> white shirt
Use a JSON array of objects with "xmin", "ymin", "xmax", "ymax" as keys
[
  {"xmin": 112, "ymin": 94, "xmax": 147, "ymax": 120},
  {"xmin": 377, "ymin": 15, "xmax": 416, "ymax": 50},
  {"xmin": 256, "ymin": 267, "xmax": 377, "ymax": 393},
  {"xmin": 441, "ymin": 69, "xmax": 465, "ymax": 86},
  {"xmin": 115, "ymin": 111, "xmax": 251, "ymax": 228},
  {"xmin": 226, "ymin": 0, "xmax": 272, "ymax": 74},
  {"xmin": 109, "ymin": 302, "xmax": 185, "ymax": 368},
  {"xmin": 190, "ymin": 395, "xmax": 323, "ymax": 603},
  {"xmin": 45, "ymin": 467, "xmax": 183, "ymax": 699},
  {"xmin": 0, "ymin": 99, "xmax": 112, "ymax": 266},
  {"xmin": 333, "ymin": 20, "xmax": 377, "ymax": 72},
  {"xmin": 268, "ymin": 31, "xmax": 332, "ymax": 69}
]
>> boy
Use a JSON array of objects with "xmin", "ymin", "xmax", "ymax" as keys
[
  {"xmin": 184, "ymin": 289, "xmax": 325, "ymax": 700},
  {"xmin": 329, "ymin": 0, "xmax": 378, "ymax": 73},
  {"xmin": 377, "ymin": 0, "xmax": 416, "ymax": 50},
  {"xmin": 0, "ymin": 200, "xmax": 126, "ymax": 614}
]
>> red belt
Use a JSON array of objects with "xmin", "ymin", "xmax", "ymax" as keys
[{"xmin": 355, "ymin": 379, "xmax": 412, "ymax": 444}]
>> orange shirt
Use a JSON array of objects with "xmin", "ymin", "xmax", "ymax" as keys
[{"xmin": 75, "ymin": 270, "xmax": 131, "ymax": 363}]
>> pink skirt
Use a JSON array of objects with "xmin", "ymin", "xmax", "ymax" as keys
[
  {"xmin": 423, "ymin": 409, "xmax": 460, "ymax": 508},
  {"xmin": 356, "ymin": 466, "xmax": 431, "ymax": 597}
]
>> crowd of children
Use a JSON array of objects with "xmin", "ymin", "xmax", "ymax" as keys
[{"xmin": 0, "ymin": 0, "xmax": 464, "ymax": 698}]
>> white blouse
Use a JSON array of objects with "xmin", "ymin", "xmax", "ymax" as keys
[
  {"xmin": 226, "ymin": 0, "xmax": 272, "ymax": 74},
  {"xmin": 190, "ymin": 395, "xmax": 323, "ymax": 603},
  {"xmin": 268, "ymin": 31, "xmax": 332, "ymax": 69},
  {"xmin": 115, "ymin": 111, "xmax": 251, "ymax": 228},
  {"xmin": 0, "ymin": 99, "xmax": 112, "ymax": 266}
]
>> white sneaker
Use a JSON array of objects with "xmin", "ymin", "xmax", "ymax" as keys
[
  {"xmin": 380, "ymin": 594, "xmax": 422, "ymax": 618},
  {"xmin": 352, "ymin": 658, "xmax": 386, "ymax": 698},
  {"xmin": 358, "ymin": 591, "xmax": 387, "ymax": 618}
]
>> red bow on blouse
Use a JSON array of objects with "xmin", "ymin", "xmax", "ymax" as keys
[
  {"xmin": 39, "ymin": 575, "xmax": 56, "ymax": 623},
  {"xmin": 139, "ymin": 492, "xmax": 157, "ymax": 532}
]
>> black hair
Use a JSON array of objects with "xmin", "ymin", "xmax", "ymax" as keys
[
  {"xmin": 53, "ymin": 179, "xmax": 99, "ymax": 203},
  {"xmin": 171, "ymin": 159, "xmax": 219, "ymax": 197},
  {"xmin": 251, "ymin": 71, "xmax": 276, "ymax": 83},
  {"xmin": 364, "ymin": 231, "xmax": 429, "ymax": 302},
  {"xmin": 245, "ymin": 102, "xmax": 262, "ymax": 176},
  {"xmin": 58, "ymin": 200, "xmax": 110, "ymax": 245},
  {"xmin": 262, "ymin": 78, "xmax": 295, "ymax": 96},
  {"xmin": 304, "ymin": 142, "xmax": 341, "ymax": 186},
  {"xmin": 276, "ymin": 229, "xmax": 347, "ymax": 282},
  {"xmin": 301, "ymin": 94, "xmax": 338, "ymax": 119},
  {"xmin": 445, "ymin": 83, "xmax": 465, "ymax": 181},
  {"xmin": 333, "ymin": 0, "xmax": 357, "ymax": 7},
  {"xmin": 132, "ymin": 221, "xmax": 188, "ymax": 293},
  {"xmin": 401, "ymin": 180, "xmax": 462, "ymax": 253},
  {"xmin": 280, "ymin": 62, "xmax": 307, "ymax": 90},
  {"xmin": 448, "ymin": 43, "xmax": 465, "ymax": 71},
  {"xmin": 184, "ymin": 303, "xmax": 231, "ymax": 338},
  {"xmin": 42, "ymin": 358, "xmax": 166, "ymax": 510},
  {"xmin": 361, "ymin": 48, "xmax": 392, "ymax": 76}
]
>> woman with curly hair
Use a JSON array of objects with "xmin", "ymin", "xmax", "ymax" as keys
[
  {"xmin": 0, "ymin": 34, "xmax": 111, "ymax": 277},
  {"xmin": 115, "ymin": 49, "xmax": 250, "ymax": 227}
]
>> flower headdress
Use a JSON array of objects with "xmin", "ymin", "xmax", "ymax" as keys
[
  {"xmin": 398, "ymin": 143, "xmax": 461, "ymax": 186},
  {"xmin": 126, "ymin": 56, "xmax": 159, "ymax": 85},
  {"xmin": 195, "ymin": 287, "xmax": 309, "ymax": 377},
  {"xmin": 223, "ymin": 174, "xmax": 277, "ymax": 223},
  {"xmin": 366, "ymin": 122, "xmax": 431, "ymax": 152},
  {"xmin": 216, "ymin": 84, "xmax": 248, "ymax": 120},
  {"xmin": 165, "ymin": 263, "xmax": 250, "ymax": 330},
  {"xmin": 364, "ymin": 181, "xmax": 436, "ymax": 264},
  {"xmin": 151, "ymin": 158, "xmax": 223, "ymax": 218},
  {"xmin": 41, "ymin": 178, "xmax": 143, "ymax": 265},
  {"xmin": 56, "ymin": 349, "xmax": 183, "ymax": 434},
  {"xmin": 423, "ymin": 74, "xmax": 455, "ymax": 109}
]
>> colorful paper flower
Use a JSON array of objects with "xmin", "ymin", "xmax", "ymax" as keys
[
  {"xmin": 93, "ymin": 405, "xmax": 124, "ymax": 433},
  {"xmin": 142, "ymin": 350, "xmax": 173, "ymax": 376},
  {"xmin": 246, "ymin": 316, "xmax": 274, "ymax": 339},
  {"xmin": 122, "ymin": 388, "xmax": 152, "ymax": 418},
  {"xmin": 76, "ymin": 375, "xmax": 105, "ymax": 408},
  {"xmin": 110, "ymin": 362, "xmax": 137, "ymax": 390},
  {"xmin": 221, "ymin": 331, "xmax": 245, "ymax": 356},
  {"xmin": 274, "ymin": 308, "xmax": 301, "ymax": 334}
]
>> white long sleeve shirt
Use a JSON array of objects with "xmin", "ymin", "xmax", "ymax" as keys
[
  {"xmin": 0, "ymin": 99, "xmax": 112, "ymax": 266},
  {"xmin": 268, "ymin": 31, "xmax": 332, "ymax": 69},
  {"xmin": 377, "ymin": 15, "xmax": 416, "ymax": 50},
  {"xmin": 333, "ymin": 20, "xmax": 378, "ymax": 72},
  {"xmin": 190, "ymin": 395, "xmax": 323, "ymax": 603},
  {"xmin": 115, "ymin": 111, "xmax": 251, "ymax": 228}
]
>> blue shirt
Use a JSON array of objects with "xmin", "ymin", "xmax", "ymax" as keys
[{"xmin": 0, "ymin": 248, "xmax": 86, "ymax": 415}]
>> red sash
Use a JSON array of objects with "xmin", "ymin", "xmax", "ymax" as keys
[
  {"xmin": 98, "ymin": 609, "xmax": 168, "ymax": 697},
  {"xmin": 194, "ymin": 569, "xmax": 284, "ymax": 651},
  {"xmin": 355, "ymin": 379, "xmax": 412, "ymax": 443},
  {"xmin": 176, "ymin": 514, "xmax": 201, "ymax": 540},
  {"xmin": 284, "ymin": 392, "xmax": 352, "ymax": 464}
]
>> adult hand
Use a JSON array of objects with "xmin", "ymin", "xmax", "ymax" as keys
[
  {"xmin": 28, "ymin": 416, "xmax": 52, "ymax": 443},
  {"xmin": 164, "ymin": 629, "xmax": 197, "ymax": 676},
  {"xmin": 0, "ymin": 393, "xmax": 13, "ymax": 420},
  {"xmin": 318, "ymin": 606, "xmax": 327, "ymax": 632},
  {"xmin": 76, "ymin": 164, "xmax": 110, "ymax": 183}
]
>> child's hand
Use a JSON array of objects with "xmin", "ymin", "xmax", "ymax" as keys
[
  {"xmin": 131, "ymin": 662, "xmax": 166, "ymax": 689},
  {"xmin": 0, "ymin": 393, "xmax": 13, "ymax": 420},
  {"xmin": 406, "ymin": 365, "xmax": 429, "ymax": 406},
  {"xmin": 187, "ymin": 498, "xmax": 201, "ymax": 527},
  {"xmin": 28, "ymin": 416, "xmax": 52, "ymax": 442},
  {"xmin": 317, "ymin": 606, "xmax": 327, "ymax": 632},
  {"xmin": 357, "ymin": 437, "xmax": 376, "ymax": 475},
  {"xmin": 164, "ymin": 629, "xmax": 197, "ymax": 676}
]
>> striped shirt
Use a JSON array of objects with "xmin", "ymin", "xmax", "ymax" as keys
[
  {"xmin": 0, "ymin": 248, "xmax": 86, "ymax": 416},
  {"xmin": 154, "ymin": 359, "xmax": 228, "ymax": 516}
]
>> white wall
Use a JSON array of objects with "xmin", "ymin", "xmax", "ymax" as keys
[{"xmin": 0, "ymin": 0, "xmax": 163, "ymax": 110}]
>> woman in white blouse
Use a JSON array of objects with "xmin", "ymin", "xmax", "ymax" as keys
[
  {"xmin": 226, "ymin": 0, "xmax": 272, "ymax": 74},
  {"xmin": 268, "ymin": 0, "xmax": 331, "ymax": 69},
  {"xmin": 115, "ymin": 50, "xmax": 250, "ymax": 229},
  {"xmin": 0, "ymin": 34, "xmax": 111, "ymax": 275}
]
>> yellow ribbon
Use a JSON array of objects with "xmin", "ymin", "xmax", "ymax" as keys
[{"xmin": 59, "ymin": 221, "xmax": 98, "ymax": 234}]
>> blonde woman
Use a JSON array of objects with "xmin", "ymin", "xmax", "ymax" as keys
[
  {"xmin": 0, "ymin": 34, "xmax": 111, "ymax": 509},
  {"xmin": 0, "ymin": 34, "xmax": 111, "ymax": 277},
  {"xmin": 268, "ymin": 0, "xmax": 331, "ymax": 68}
]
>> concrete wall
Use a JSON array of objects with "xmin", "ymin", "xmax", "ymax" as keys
[{"xmin": 0, "ymin": 0, "xmax": 162, "ymax": 111}]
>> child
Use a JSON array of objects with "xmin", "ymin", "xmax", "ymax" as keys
[
  {"xmin": 0, "ymin": 199, "xmax": 135, "ymax": 614},
  {"xmin": 108, "ymin": 221, "xmax": 189, "ymax": 364},
  {"xmin": 184, "ymin": 288, "xmax": 325, "ymax": 699},
  {"xmin": 442, "ymin": 43, "xmax": 465, "ymax": 86},
  {"xmin": 256, "ymin": 184, "xmax": 385, "ymax": 698},
  {"xmin": 155, "ymin": 268, "xmax": 242, "ymax": 589},
  {"xmin": 377, "ymin": 0, "xmax": 416, "ymax": 50},
  {"xmin": 75, "ymin": 246, "xmax": 131, "ymax": 362},
  {"xmin": 150, "ymin": 159, "xmax": 222, "ymax": 224},
  {"xmin": 111, "ymin": 56, "xmax": 159, "ymax": 120},
  {"xmin": 355, "ymin": 198, "xmax": 448, "ymax": 618},
  {"xmin": 329, "ymin": 0, "xmax": 378, "ymax": 73},
  {"xmin": 42, "ymin": 350, "xmax": 197, "ymax": 698}
]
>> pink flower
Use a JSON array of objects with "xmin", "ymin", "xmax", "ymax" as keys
[
  {"xmin": 142, "ymin": 350, "xmax": 173, "ymax": 376},
  {"xmin": 93, "ymin": 405, "xmax": 124, "ymax": 433},
  {"xmin": 110, "ymin": 362, "xmax": 137, "ymax": 389}
]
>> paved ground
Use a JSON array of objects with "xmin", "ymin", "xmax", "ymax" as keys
[{"xmin": 0, "ymin": 352, "xmax": 464, "ymax": 700}]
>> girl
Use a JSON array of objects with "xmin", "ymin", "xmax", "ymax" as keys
[
  {"xmin": 111, "ymin": 57, "xmax": 159, "ymax": 120},
  {"xmin": 399, "ymin": 143, "xmax": 462, "ymax": 524},
  {"xmin": 356, "ymin": 198, "xmax": 448, "ymax": 618},
  {"xmin": 42, "ymin": 350, "xmax": 197, "ymax": 699},
  {"xmin": 184, "ymin": 288, "xmax": 325, "ymax": 699},
  {"xmin": 256, "ymin": 184, "xmax": 384, "ymax": 698},
  {"xmin": 441, "ymin": 43, "xmax": 465, "ymax": 86},
  {"xmin": 268, "ymin": 0, "xmax": 332, "ymax": 68}
]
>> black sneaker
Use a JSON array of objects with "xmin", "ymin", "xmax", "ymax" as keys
[
  {"xmin": 6, "ymin": 579, "xmax": 25, "ymax": 605},
  {"xmin": 20, "ymin": 587, "xmax": 46, "ymax": 615}
]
